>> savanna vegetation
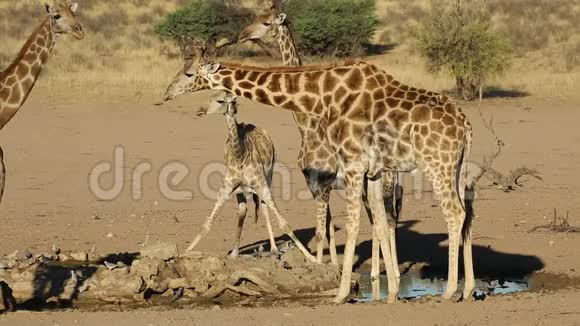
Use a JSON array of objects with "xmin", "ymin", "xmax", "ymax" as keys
[{"xmin": 0, "ymin": 0, "xmax": 578, "ymax": 98}]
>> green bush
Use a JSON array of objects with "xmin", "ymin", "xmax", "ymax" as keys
[
  {"xmin": 417, "ymin": 0, "xmax": 512, "ymax": 100},
  {"xmin": 285, "ymin": 0, "xmax": 380, "ymax": 57},
  {"xmin": 154, "ymin": 0, "xmax": 253, "ymax": 54}
]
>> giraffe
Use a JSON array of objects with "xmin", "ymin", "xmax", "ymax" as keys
[
  {"xmin": 238, "ymin": 7, "xmax": 404, "ymax": 275},
  {"xmin": 162, "ymin": 55, "xmax": 475, "ymax": 304},
  {"xmin": 188, "ymin": 92, "xmax": 316, "ymax": 262},
  {"xmin": 0, "ymin": 0, "xmax": 84, "ymax": 205}
]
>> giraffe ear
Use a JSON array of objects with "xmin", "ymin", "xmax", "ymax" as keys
[
  {"xmin": 69, "ymin": 2, "xmax": 79, "ymax": 13},
  {"xmin": 45, "ymin": 3, "xmax": 56, "ymax": 15},
  {"xmin": 203, "ymin": 63, "xmax": 221, "ymax": 74},
  {"xmin": 275, "ymin": 13, "xmax": 287, "ymax": 25}
]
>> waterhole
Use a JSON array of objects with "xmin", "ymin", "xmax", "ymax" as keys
[{"xmin": 356, "ymin": 272, "xmax": 531, "ymax": 302}]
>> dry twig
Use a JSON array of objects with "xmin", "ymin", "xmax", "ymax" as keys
[
  {"xmin": 468, "ymin": 87, "xmax": 542, "ymax": 191},
  {"xmin": 529, "ymin": 209, "xmax": 580, "ymax": 233}
]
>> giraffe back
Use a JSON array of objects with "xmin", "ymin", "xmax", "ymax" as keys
[{"xmin": 226, "ymin": 122, "xmax": 275, "ymax": 175}]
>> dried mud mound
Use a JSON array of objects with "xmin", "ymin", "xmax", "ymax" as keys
[{"xmin": 0, "ymin": 243, "xmax": 341, "ymax": 311}]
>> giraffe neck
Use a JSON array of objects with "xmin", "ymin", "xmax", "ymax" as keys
[
  {"xmin": 225, "ymin": 113, "xmax": 245, "ymax": 162},
  {"xmin": 0, "ymin": 17, "xmax": 57, "ymax": 130},
  {"xmin": 276, "ymin": 25, "xmax": 301, "ymax": 67},
  {"xmin": 211, "ymin": 63, "xmax": 348, "ymax": 117},
  {"xmin": 272, "ymin": 23, "xmax": 318, "ymax": 141}
]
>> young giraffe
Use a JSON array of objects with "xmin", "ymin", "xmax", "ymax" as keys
[
  {"xmin": 188, "ymin": 92, "xmax": 316, "ymax": 261},
  {"xmin": 163, "ymin": 54, "xmax": 475, "ymax": 303},
  {"xmin": 239, "ymin": 8, "xmax": 403, "ymax": 274},
  {"xmin": 0, "ymin": 0, "xmax": 84, "ymax": 204}
]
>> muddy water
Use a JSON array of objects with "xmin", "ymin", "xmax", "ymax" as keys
[{"xmin": 357, "ymin": 273, "xmax": 529, "ymax": 302}]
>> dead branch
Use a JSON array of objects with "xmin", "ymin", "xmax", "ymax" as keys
[
  {"xmin": 529, "ymin": 209, "xmax": 580, "ymax": 233},
  {"xmin": 468, "ymin": 87, "xmax": 542, "ymax": 191},
  {"xmin": 231, "ymin": 270, "xmax": 280, "ymax": 294}
]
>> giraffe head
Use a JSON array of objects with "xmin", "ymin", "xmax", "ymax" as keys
[
  {"xmin": 239, "ymin": 9, "xmax": 287, "ymax": 43},
  {"xmin": 45, "ymin": 0, "xmax": 84, "ymax": 40},
  {"xmin": 197, "ymin": 92, "xmax": 238, "ymax": 117},
  {"xmin": 163, "ymin": 47, "xmax": 219, "ymax": 101}
]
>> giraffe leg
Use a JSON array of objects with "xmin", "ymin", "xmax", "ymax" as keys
[
  {"xmin": 362, "ymin": 181, "xmax": 381, "ymax": 302},
  {"xmin": 0, "ymin": 146, "xmax": 5, "ymax": 205},
  {"xmin": 425, "ymin": 168, "xmax": 466, "ymax": 300},
  {"xmin": 334, "ymin": 165, "xmax": 364, "ymax": 303},
  {"xmin": 255, "ymin": 181, "xmax": 316, "ymax": 262},
  {"xmin": 388, "ymin": 224, "xmax": 400, "ymax": 284},
  {"xmin": 229, "ymin": 193, "xmax": 248, "ymax": 258},
  {"xmin": 367, "ymin": 175, "xmax": 399, "ymax": 303},
  {"xmin": 383, "ymin": 171, "xmax": 401, "ymax": 285},
  {"xmin": 326, "ymin": 206, "xmax": 339, "ymax": 266},
  {"xmin": 314, "ymin": 190, "xmax": 330, "ymax": 264},
  {"xmin": 462, "ymin": 220, "xmax": 475, "ymax": 300},
  {"xmin": 371, "ymin": 226, "xmax": 381, "ymax": 301},
  {"xmin": 462, "ymin": 193, "xmax": 476, "ymax": 300},
  {"xmin": 260, "ymin": 200, "xmax": 279, "ymax": 252},
  {"xmin": 187, "ymin": 182, "xmax": 235, "ymax": 252},
  {"xmin": 392, "ymin": 175, "xmax": 404, "ymax": 282}
]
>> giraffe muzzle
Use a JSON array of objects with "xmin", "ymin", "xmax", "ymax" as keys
[
  {"xmin": 163, "ymin": 93, "xmax": 175, "ymax": 102},
  {"xmin": 72, "ymin": 26, "xmax": 85, "ymax": 40}
]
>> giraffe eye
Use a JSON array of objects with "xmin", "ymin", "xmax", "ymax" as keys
[
  {"xmin": 263, "ymin": 23, "xmax": 271, "ymax": 27},
  {"xmin": 217, "ymin": 100, "xmax": 225, "ymax": 104},
  {"xmin": 54, "ymin": 14, "xmax": 62, "ymax": 19},
  {"xmin": 185, "ymin": 73, "xmax": 194, "ymax": 78}
]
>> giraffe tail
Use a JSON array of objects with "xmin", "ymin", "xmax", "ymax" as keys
[
  {"xmin": 252, "ymin": 193, "xmax": 260, "ymax": 224},
  {"xmin": 458, "ymin": 123, "xmax": 475, "ymax": 239}
]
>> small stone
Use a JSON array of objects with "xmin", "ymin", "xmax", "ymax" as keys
[
  {"xmin": 52, "ymin": 244, "xmax": 61, "ymax": 255},
  {"xmin": 211, "ymin": 305, "xmax": 221, "ymax": 311},
  {"xmin": 281, "ymin": 248, "xmax": 309, "ymax": 269},
  {"xmin": 106, "ymin": 233, "xmax": 115, "ymax": 238},
  {"xmin": 23, "ymin": 249, "xmax": 33, "ymax": 259},
  {"xmin": 549, "ymin": 240, "xmax": 555, "ymax": 247},
  {"xmin": 140, "ymin": 243, "xmax": 178, "ymax": 260},
  {"xmin": 58, "ymin": 253, "xmax": 71, "ymax": 262},
  {"xmin": 104, "ymin": 261, "xmax": 117, "ymax": 270},
  {"xmin": 70, "ymin": 252, "xmax": 88, "ymax": 261}
]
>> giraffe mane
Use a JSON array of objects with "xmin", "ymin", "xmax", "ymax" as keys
[
  {"xmin": 218, "ymin": 59, "xmax": 364, "ymax": 73},
  {"xmin": 0, "ymin": 18, "xmax": 49, "ymax": 80}
]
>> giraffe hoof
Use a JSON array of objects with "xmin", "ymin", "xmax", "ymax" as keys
[
  {"xmin": 386, "ymin": 295, "xmax": 398, "ymax": 304},
  {"xmin": 441, "ymin": 291, "xmax": 455, "ymax": 301},
  {"xmin": 442, "ymin": 291, "xmax": 462, "ymax": 302},
  {"xmin": 332, "ymin": 295, "xmax": 348, "ymax": 304},
  {"xmin": 462, "ymin": 290, "xmax": 475, "ymax": 302}
]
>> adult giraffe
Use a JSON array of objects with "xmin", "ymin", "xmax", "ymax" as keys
[
  {"xmin": 163, "ymin": 53, "xmax": 475, "ymax": 303},
  {"xmin": 0, "ymin": 0, "xmax": 84, "ymax": 204},
  {"xmin": 238, "ymin": 5, "xmax": 404, "ymax": 295}
]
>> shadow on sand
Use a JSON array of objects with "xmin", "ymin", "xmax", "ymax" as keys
[{"xmin": 239, "ymin": 219, "xmax": 544, "ymax": 280}]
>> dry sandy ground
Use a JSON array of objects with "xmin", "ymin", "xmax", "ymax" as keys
[{"xmin": 1, "ymin": 68, "xmax": 580, "ymax": 323}]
